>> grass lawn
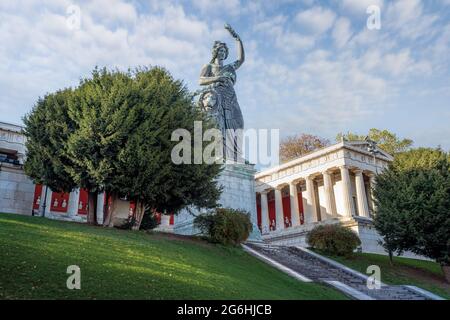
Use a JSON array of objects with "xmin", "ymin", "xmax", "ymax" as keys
[
  {"xmin": 314, "ymin": 250, "xmax": 449, "ymax": 299},
  {"xmin": 0, "ymin": 213, "xmax": 347, "ymax": 300}
]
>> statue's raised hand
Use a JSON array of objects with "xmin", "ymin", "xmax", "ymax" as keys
[{"xmin": 225, "ymin": 23, "xmax": 239, "ymax": 40}]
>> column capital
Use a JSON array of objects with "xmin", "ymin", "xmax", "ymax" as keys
[
  {"xmin": 338, "ymin": 164, "xmax": 349, "ymax": 170},
  {"xmin": 275, "ymin": 184, "xmax": 286, "ymax": 191},
  {"xmin": 321, "ymin": 168, "xmax": 334, "ymax": 176},
  {"xmin": 353, "ymin": 168, "xmax": 363, "ymax": 175},
  {"xmin": 260, "ymin": 189, "xmax": 270, "ymax": 195},
  {"xmin": 291, "ymin": 177, "xmax": 304, "ymax": 185}
]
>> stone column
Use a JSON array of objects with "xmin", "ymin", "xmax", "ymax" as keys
[
  {"xmin": 274, "ymin": 187, "xmax": 285, "ymax": 231},
  {"xmin": 354, "ymin": 169, "xmax": 370, "ymax": 218},
  {"xmin": 45, "ymin": 188, "xmax": 53, "ymax": 215},
  {"xmin": 161, "ymin": 214, "xmax": 171, "ymax": 229},
  {"xmin": 368, "ymin": 173, "xmax": 377, "ymax": 215},
  {"xmin": 304, "ymin": 176, "xmax": 318, "ymax": 223},
  {"xmin": 39, "ymin": 185, "xmax": 47, "ymax": 216},
  {"xmin": 322, "ymin": 170, "xmax": 337, "ymax": 218},
  {"xmin": 339, "ymin": 165, "xmax": 354, "ymax": 218},
  {"xmin": 289, "ymin": 181, "xmax": 300, "ymax": 227},
  {"xmin": 260, "ymin": 191, "xmax": 270, "ymax": 234},
  {"xmin": 67, "ymin": 189, "xmax": 80, "ymax": 217},
  {"xmin": 96, "ymin": 192, "xmax": 105, "ymax": 225}
]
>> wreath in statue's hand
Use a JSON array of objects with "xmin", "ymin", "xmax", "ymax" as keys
[{"xmin": 225, "ymin": 23, "xmax": 239, "ymax": 40}]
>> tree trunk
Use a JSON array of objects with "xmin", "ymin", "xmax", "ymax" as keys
[
  {"xmin": 388, "ymin": 250, "xmax": 393, "ymax": 265},
  {"xmin": 103, "ymin": 193, "xmax": 118, "ymax": 227},
  {"xmin": 132, "ymin": 201, "xmax": 145, "ymax": 231},
  {"xmin": 87, "ymin": 191, "xmax": 98, "ymax": 225}
]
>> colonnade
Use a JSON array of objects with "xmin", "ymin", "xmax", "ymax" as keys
[{"xmin": 257, "ymin": 166, "xmax": 375, "ymax": 234}]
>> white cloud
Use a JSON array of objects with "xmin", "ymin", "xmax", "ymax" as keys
[
  {"xmin": 295, "ymin": 6, "xmax": 336, "ymax": 34},
  {"xmin": 332, "ymin": 17, "xmax": 353, "ymax": 48},
  {"xmin": 385, "ymin": 0, "xmax": 439, "ymax": 40},
  {"xmin": 191, "ymin": 0, "xmax": 241, "ymax": 16},
  {"xmin": 0, "ymin": 0, "xmax": 216, "ymax": 124},
  {"xmin": 0, "ymin": 0, "xmax": 449, "ymax": 150},
  {"xmin": 84, "ymin": 0, "xmax": 137, "ymax": 26},
  {"xmin": 275, "ymin": 32, "xmax": 315, "ymax": 52},
  {"xmin": 381, "ymin": 49, "xmax": 431, "ymax": 76}
]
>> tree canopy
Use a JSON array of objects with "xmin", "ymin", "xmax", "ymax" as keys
[
  {"xmin": 280, "ymin": 133, "xmax": 330, "ymax": 163},
  {"xmin": 373, "ymin": 148, "xmax": 450, "ymax": 266},
  {"xmin": 23, "ymin": 89, "xmax": 76, "ymax": 193},
  {"xmin": 24, "ymin": 67, "xmax": 222, "ymax": 227},
  {"xmin": 336, "ymin": 128, "xmax": 413, "ymax": 155}
]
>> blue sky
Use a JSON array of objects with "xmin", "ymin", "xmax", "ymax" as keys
[{"xmin": 1, "ymin": 0, "xmax": 449, "ymax": 149}]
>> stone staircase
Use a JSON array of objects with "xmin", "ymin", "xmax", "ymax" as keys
[{"xmin": 244, "ymin": 243, "xmax": 439, "ymax": 300}]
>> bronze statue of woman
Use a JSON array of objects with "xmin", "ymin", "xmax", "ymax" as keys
[{"xmin": 199, "ymin": 23, "xmax": 245, "ymax": 162}]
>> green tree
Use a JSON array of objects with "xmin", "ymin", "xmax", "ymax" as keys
[
  {"xmin": 65, "ymin": 68, "xmax": 138, "ymax": 224},
  {"xmin": 374, "ymin": 148, "xmax": 450, "ymax": 273},
  {"xmin": 336, "ymin": 128, "xmax": 413, "ymax": 155},
  {"xmin": 280, "ymin": 133, "xmax": 330, "ymax": 162},
  {"xmin": 393, "ymin": 147, "xmax": 449, "ymax": 172},
  {"xmin": 23, "ymin": 89, "xmax": 77, "ymax": 215},
  {"xmin": 24, "ymin": 67, "xmax": 222, "ymax": 228},
  {"xmin": 112, "ymin": 68, "xmax": 222, "ymax": 228}
]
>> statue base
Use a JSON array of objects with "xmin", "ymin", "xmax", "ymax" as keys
[{"xmin": 173, "ymin": 162, "xmax": 262, "ymax": 241}]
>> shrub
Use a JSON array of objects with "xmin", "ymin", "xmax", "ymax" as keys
[
  {"xmin": 307, "ymin": 224, "xmax": 361, "ymax": 257},
  {"xmin": 140, "ymin": 211, "xmax": 159, "ymax": 230},
  {"xmin": 194, "ymin": 208, "xmax": 253, "ymax": 246},
  {"xmin": 115, "ymin": 210, "xmax": 159, "ymax": 231}
]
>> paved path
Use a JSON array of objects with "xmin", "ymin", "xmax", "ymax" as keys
[{"xmin": 245, "ymin": 243, "xmax": 440, "ymax": 300}]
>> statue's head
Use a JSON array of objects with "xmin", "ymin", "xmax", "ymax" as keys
[
  {"xmin": 200, "ymin": 90, "xmax": 218, "ymax": 111},
  {"xmin": 211, "ymin": 41, "xmax": 228, "ymax": 62}
]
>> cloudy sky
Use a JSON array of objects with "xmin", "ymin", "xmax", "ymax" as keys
[{"xmin": 1, "ymin": 0, "xmax": 449, "ymax": 149}]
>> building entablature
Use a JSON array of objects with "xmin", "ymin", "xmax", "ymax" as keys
[{"xmin": 255, "ymin": 141, "xmax": 390, "ymax": 192}]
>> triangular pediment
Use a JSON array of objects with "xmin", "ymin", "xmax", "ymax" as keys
[{"xmin": 344, "ymin": 140, "xmax": 393, "ymax": 161}]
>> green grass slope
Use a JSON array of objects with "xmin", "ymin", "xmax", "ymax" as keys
[
  {"xmin": 0, "ymin": 213, "xmax": 346, "ymax": 300},
  {"xmin": 315, "ymin": 250, "xmax": 449, "ymax": 299}
]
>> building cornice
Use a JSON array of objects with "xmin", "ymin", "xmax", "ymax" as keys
[
  {"xmin": 256, "ymin": 141, "xmax": 392, "ymax": 179},
  {"xmin": 0, "ymin": 121, "xmax": 24, "ymax": 133}
]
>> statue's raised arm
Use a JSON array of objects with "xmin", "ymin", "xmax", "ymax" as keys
[{"xmin": 225, "ymin": 23, "xmax": 245, "ymax": 70}]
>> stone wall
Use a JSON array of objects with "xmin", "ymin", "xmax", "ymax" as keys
[
  {"xmin": 174, "ymin": 163, "xmax": 262, "ymax": 241},
  {"xmin": 350, "ymin": 217, "xmax": 429, "ymax": 260},
  {"xmin": 0, "ymin": 165, "xmax": 34, "ymax": 215}
]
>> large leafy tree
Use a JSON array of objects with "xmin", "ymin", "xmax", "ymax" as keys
[
  {"xmin": 65, "ymin": 68, "xmax": 138, "ymax": 224},
  {"xmin": 280, "ymin": 133, "xmax": 330, "ymax": 163},
  {"xmin": 336, "ymin": 128, "xmax": 413, "ymax": 155},
  {"xmin": 24, "ymin": 67, "xmax": 222, "ymax": 227},
  {"xmin": 23, "ymin": 89, "xmax": 77, "ymax": 214},
  {"xmin": 112, "ymin": 68, "xmax": 222, "ymax": 228},
  {"xmin": 373, "ymin": 148, "xmax": 450, "ymax": 274}
]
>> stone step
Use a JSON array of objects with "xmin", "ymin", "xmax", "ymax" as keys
[{"xmin": 245, "ymin": 243, "xmax": 436, "ymax": 300}]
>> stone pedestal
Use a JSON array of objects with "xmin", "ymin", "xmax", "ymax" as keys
[
  {"xmin": 0, "ymin": 164, "xmax": 34, "ymax": 215},
  {"xmin": 173, "ymin": 162, "xmax": 262, "ymax": 241}
]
